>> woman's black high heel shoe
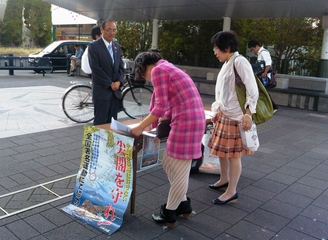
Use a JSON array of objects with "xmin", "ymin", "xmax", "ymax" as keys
[
  {"xmin": 176, "ymin": 197, "xmax": 192, "ymax": 219},
  {"xmin": 209, "ymin": 182, "xmax": 229, "ymax": 190},
  {"xmin": 152, "ymin": 204, "xmax": 176, "ymax": 228},
  {"xmin": 212, "ymin": 193, "xmax": 238, "ymax": 205}
]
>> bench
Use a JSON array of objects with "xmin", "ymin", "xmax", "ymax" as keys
[
  {"xmin": 269, "ymin": 87, "xmax": 328, "ymax": 112},
  {"xmin": 0, "ymin": 55, "xmax": 52, "ymax": 76}
]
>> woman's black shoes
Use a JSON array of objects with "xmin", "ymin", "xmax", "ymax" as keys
[
  {"xmin": 152, "ymin": 198, "xmax": 193, "ymax": 227},
  {"xmin": 176, "ymin": 197, "xmax": 192, "ymax": 219},
  {"xmin": 209, "ymin": 182, "xmax": 229, "ymax": 190},
  {"xmin": 212, "ymin": 193, "xmax": 238, "ymax": 205},
  {"xmin": 152, "ymin": 204, "xmax": 176, "ymax": 228}
]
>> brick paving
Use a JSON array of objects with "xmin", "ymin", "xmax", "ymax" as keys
[{"xmin": 0, "ymin": 71, "xmax": 327, "ymax": 239}]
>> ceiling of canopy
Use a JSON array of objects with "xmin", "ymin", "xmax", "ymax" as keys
[{"xmin": 44, "ymin": 0, "xmax": 328, "ymax": 22}]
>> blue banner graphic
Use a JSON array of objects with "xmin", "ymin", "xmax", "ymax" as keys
[{"xmin": 62, "ymin": 125, "xmax": 134, "ymax": 235}]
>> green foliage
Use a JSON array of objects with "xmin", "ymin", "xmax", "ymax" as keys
[
  {"xmin": 138, "ymin": 18, "xmax": 322, "ymax": 72},
  {"xmin": 0, "ymin": 0, "xmax": 51, "ymax": 47},
  {"xmin": 1, "ymin": 0, "xmax": 25, "ymax": 46},
  {"xmin": 115, "ymin": 18, "xmax": 323, "ymax": 73},
  {"xmin": 233, "ymin": 18, "xmax": 323, "ymax": 60},
  {"xmin": 24, "ymin": 0, "xmax": 52, "ymax": 47},
  {"xmin": 115, "ymin": 19, "xmax": 224, "ymax": 64},
  {"xmin": 116, "ymin": 21, "xmax": 152, "ymax": 59},
  {"xmin": 233, "ymin": 17, "xmax": 323, "ymax": 75},
  {"xmin": 0, "ymin": 19, "xmax": 3, "ymax": 38},
  {"xmin": 158, "ymin": 20, "xmax": 223, "ymax": 61}
]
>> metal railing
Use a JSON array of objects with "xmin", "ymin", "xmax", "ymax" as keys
[
  {"xmin": 272, "ymin": 57, "xmax": 319, "ymax": 76},
  {"xmin": 0, "ymin": 54, "xmax": 52, "ymax": 76},
  {"xmin": 161, "ymin": 51, "xmax": 320, "ymax": 77}
]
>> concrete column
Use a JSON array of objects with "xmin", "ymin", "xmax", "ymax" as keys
[
  {"xmin": 151, "ymin": 19, "xmax": 159, "ymax": 51},
  {"xmin": 321, "ymin": 16, "xmax": 328, "ymax": 59},
  {"xmin": 318, "ymin": 15, "xmax": 328, "ymax": 78},
  {"xmin": 223, "ymin": 17, "xmax": 231, "ymax": 31}
]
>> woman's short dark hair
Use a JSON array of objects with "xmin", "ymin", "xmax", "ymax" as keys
[
  {"xmin": 134, "ymin": 52, "xmax": 163, "ymax": 80},
  {"xmin": 211, "ymin": 31, "xmax": 239, "ymax": 53}
]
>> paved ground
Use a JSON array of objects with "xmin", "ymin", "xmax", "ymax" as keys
[{"xmin": 0, "ymin": 71, "xmax": 328, "ymax": 240}]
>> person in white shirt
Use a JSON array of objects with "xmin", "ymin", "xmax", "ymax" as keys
[
  {"xmin": 81, "ymin": 26, "xmax": 101, "ymax": 76},
  {"xmin": 248, "ymin": 40, "xmax": 278, "ymax": 111},
  {"xmin": 208, "ymin": 31, "xmax": 259, "ymax": 205}
]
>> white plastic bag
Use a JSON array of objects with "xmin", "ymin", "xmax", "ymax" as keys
[
  {"xmin": 238, "ymin": 122, "xmax": 260, "ymax": 151},
  {"xmin": 199, "ymin": 133, "xmax": 220, "ymax": 174}
]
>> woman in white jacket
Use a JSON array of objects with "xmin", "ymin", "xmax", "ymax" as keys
[{"xmin": 208, "ymin": 31, "xmax": 258, "ymax": 205}]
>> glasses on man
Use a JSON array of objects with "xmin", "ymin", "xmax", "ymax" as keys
[{"xmin": 103, "ymin": 28, "xmax": 117, "ymax": 33}]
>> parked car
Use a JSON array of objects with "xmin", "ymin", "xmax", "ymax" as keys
[{"xmin": 28, "ymin": 40, "xmax": 90, "ymax": 73}]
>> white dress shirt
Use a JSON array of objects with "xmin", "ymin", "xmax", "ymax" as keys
[{"xmin": 81, "ymin": 46, "xmax": 91, "ymax": 74}]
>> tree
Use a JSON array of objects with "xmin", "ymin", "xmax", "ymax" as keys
[
  {"xmin": 158, "ymin": 20, "xmax": 223, "ymax": 66},
  {"xmin": 116, "ymin": 19, "xmax": 224, "ymax": 65},
  {"xmin": 233, "ymin": 17, "xmax": 323, "ymax": 75},
  {"xmin": 112, "ymin": 17, "xmax": 324, "ymax": 74},
  {"xmin": 234, "ymin": 18, "xmax": 322, "ymax": 60},
  {"xmin": 0, "ymin": 19, "xmax": 3, "ymax": 43},
  {"xmin": 24, "ymin": 0, "xmax": 52, "ymax": 47},
  {"xmin": 116, "ymin": 21, "xmax": 152, "ymax": 59},
  {"xmin": 1, "ymin": 0, "xmax": 25, "ymax": 46}
]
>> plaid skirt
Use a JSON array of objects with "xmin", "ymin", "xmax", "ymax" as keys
[{"xmin": 208, "ymin": 111, "xmax": 254, "ymax": 158}]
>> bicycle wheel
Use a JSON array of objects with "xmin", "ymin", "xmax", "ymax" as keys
[
  {"xmin": 122, "ymin": 86, "xmax": 153, "ymax": 119},
  {"xmin": 62, "ymin": 85, "xmax": 94, "ymax": 123}
]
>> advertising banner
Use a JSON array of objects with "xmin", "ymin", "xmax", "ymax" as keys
[{"xmin": 62, "ymin": 126, "xmax": 134, "ymax": 235}]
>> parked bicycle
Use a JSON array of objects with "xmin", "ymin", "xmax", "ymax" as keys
[{"xmin": 61, "ymin": 74, "xmax": 153, "ymax": 123}]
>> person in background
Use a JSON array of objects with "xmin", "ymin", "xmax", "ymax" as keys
[
  {"xmin": 208, "ymin": 31, "xmax": 258, "ymax": 205},
  {"xmin": 131, "ymin": 51, "xmax": 205, "ymax": 228},
  {"xmin": 88, "ymin": 20, "xmax": 125, "ymax": 125},
  {"xmin": 69, "ymin": 44, "xmax": 83, "ymax": 77},
  {"xmin": 177, "ymin": 50, "xmax": 187, "ymax": 65},
  {"xmin": 81, "ymin": 26, "xmax": 102, "ymax": 77},
  {"xmin": 248, "ymin": 40, "xmax": 278, "ymax": 112}
]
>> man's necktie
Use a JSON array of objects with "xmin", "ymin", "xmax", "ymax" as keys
[{"xmin": 108, "ymin": 43, "xmax": 114, "ymax": 64}]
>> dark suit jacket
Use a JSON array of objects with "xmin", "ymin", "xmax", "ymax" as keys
[{"xmin": 88, "ymin": 38, "xmax": 125, "ymax": 101}]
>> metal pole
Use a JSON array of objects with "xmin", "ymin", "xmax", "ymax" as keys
[{"xmin": 9, "ymin": 54, "xmax": 14, "ymax": 75}]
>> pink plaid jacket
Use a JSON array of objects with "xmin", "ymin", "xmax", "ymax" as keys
[{"xmin": 150, "ymin": 60, "xmax": 205, "ymax": 160}]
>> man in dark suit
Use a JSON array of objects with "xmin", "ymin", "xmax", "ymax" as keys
[{"xmin": 88, "ymin": 20, "xmax": 125, "ymax": 125}]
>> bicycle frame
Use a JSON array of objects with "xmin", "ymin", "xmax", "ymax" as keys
[
  {"xmin": 62, "ymin": 82, "xmax": 92, "ymax": 102},
  {"xmin": 122, "ymin": 74, "xmax": 148, "ymax": 106},
  {"xmin": 61, "ymin": 74, "xmax": 152, "ymax": 122}
]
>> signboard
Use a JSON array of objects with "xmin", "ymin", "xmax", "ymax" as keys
[
  {"xmin": 62, "ymin": 126, "xmax": 134, "ymax": 235},
  {"xmin": 141, "ymin": 133, "xmax": 160, "ymax": 169}
]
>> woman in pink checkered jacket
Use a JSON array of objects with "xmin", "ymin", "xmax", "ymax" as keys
[{"xmin": 131, "ymin": 51, "xmax": 205, "ymax": 228}]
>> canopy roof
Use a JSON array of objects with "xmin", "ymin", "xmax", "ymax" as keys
[{"xmin": 44, "ymin": 0, "xmax": 328, "ymax": 22}]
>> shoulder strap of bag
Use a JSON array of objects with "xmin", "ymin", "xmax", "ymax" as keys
[
  {"xmin": 233, "ymin": 55, "xmax": 246, "ymax": 85},
  {"xmin": 259, "ymin": 48, "xmax": 273, "ymax": 73},
  {"xmin": 233, "ymin": 56, "xmax": 274, "ymax": 124},
  {"xmin": 259, "ymin": 48, "xmax": 269, "ymax": 54},
  {"xmin": 233, "ymin": 56, "xmax": 247, "ymax": 114}
]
